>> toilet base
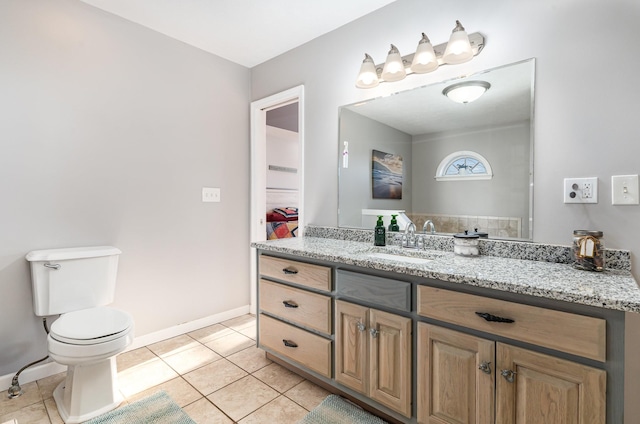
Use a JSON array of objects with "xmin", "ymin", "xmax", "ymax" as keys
[{"xmin": 53, "ymin": 356, "xmax": 123, "ymax": 424}]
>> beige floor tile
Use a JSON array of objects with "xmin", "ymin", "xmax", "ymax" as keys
[
  {"xmin": 284, "ymin": 380, "xmax": 330, "ymax": 411},
  {"xmin": 147, "ymin": 334, "xmax": 200, "ymax": 358},
  {"xmin": 124, "ymin": 377, "xmax": 202, "ymax": 408},
  {"xmin": 237, "ymin": 323, "xmax": 256, "ymax": 340},
  {"xmin": 252, "ymin": 363, "xmax": 304, "ymax": 393},
  {"xmin": 221, "ymin": 314, "xmax": 256, "ymax": 332},
  {"xmin": 116, "ymin": 347, "xmax": 156, "ymax": 371},
  {"xmin": 118, "ymin": 357, "xmax": 179, "ymax": 397},
  {"xmin": 43, "ymin": 398, "xmax": 63, "ymax": 424},
  {"xmin": 0, "ymin": 401, "xmax": 50, "ymax": 424},
  {"xmin": 37, "ymin": 372, "xmax": 66, "ymax": 400},
  {"xmin": 162, "ymin": 344, "xmax": 222, "ymax": 374},
  {"xmin": 188, "ymin": 324, "xmax": 235, "ymax": 344},
  {"xmin": 205, "ymin": 332, "xmax": 255, "ymax": 357},
  {"xmin": 238, "ymin": 395, "xmax": 308, "ymax": 424},
  {"xmin": 207, "ymin": 375, "xmax": 278, "ymax": 422},
  {"xmin": 183, "ymin": 359, "xmax": 247, "ymax": 396},
  {"xmin": 226, "ymin": 346, "xmax": 272, "ymax": 373},
  {"xmin": 0, "ymin": 381, "xmax": 42, "ymax": 417},
  {"xmin": 183, "ymin": 398, "xmax": 233, "ymax": 424}
]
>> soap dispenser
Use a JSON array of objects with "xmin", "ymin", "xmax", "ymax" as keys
[
  {"xmin": 388, "ymin": 214, "xmax": 400, "ymax": 232},
  {"xmin": 374, "ymin": 216, "xmax": 386, "ymax": 246}
]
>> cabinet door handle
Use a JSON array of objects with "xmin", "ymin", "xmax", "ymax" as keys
[
  {"xmin": 475, "ymin": 312, "xmax": 515, "ymax": 323},
  {"xmin": 370, "ymin": 328, "xmax": 379, "ymax": 338},
  {"xmin": 356, "ymin": 322, "xmax": 366, "ymax": 332},
  {"xmin": 501, "ymin": 369, "xmax": 517, "ymax": 383},
  {"xmin": 282, "ymin": 267, "xmax": 298, "ymax": 275},
  {"xmin": 478, "ymin": 361, "xmax": 492, "ymax": 375},
  {"xmin": 282, "ymin": 339, "xmax": 298, "ymax": 348},
  {"xmin": 282, "ymin": 300, "xmax": 299, "ymax": 308}
]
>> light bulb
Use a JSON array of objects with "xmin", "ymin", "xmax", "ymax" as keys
[
  {"xmin": 381, "ymin": 44, "xmax": 406, "ymax": 82},
  {"xmin": 355, "ymin": 53, "xmax": 379, "ymax": 89},
  {"xmin": 442, "ymin": 20, "xmax": 474, "ymax": 65},
  {"xmin": 410, "ymin": 33, "xmax": 438, "ymax": 74}
]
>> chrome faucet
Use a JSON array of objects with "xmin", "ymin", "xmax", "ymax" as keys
[
  {"xmin": 403, "ymin": 222, "xmax": 417, "ymax": 248},
  {"xmin": 423, "ymin": 220, "xmax": 436, "ymax": 234}
]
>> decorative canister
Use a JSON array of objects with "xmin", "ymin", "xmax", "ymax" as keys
[
  {"xmin": 572, "ymin": 230, "xmax": 605, "ymax": 271},
  {"xmin": 453, "ymin": 230, "xmax": 480, "ymax": 256}
]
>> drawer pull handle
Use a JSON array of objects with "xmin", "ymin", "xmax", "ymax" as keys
[
  {"xmin": 282, "ymin": 339, "xmax": 298, "ymax": 348},
  {"xmin": 501, "ymin": 369, "xmax": 517, "ymax": 383},
  {"xmin": 478, "ymin": 361, "xmax": 492, "ymax": 375},
  {"xmin": 356, "ymin": 322, "xmax": 366, "ymax": 332},
  {"xmin": 475, "ymin": 312, "xmax": 515, "ymax": 323},
  {"xmin": 282, "ymin": 300, "xmax": 299, "ymax": 308},
  {"xmin": 282, "ymin": 268, "xmax": 299, "ymax": 275}
]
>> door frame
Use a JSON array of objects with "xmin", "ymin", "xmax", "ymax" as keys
[{"xmin": 249, "ymin": 85, "xmax": 305, "ymax": 314}]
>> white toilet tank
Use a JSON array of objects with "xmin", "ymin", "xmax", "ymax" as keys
[{"xmin": 26, "ymin": 246, "xmax": 122, "ymax": 316}]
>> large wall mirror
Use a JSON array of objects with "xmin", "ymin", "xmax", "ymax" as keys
[{"xmin": 338, "ymin": 58, "xmax": 535, "ymax": 241}]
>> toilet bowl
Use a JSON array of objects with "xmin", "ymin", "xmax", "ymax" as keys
[
  {"xmin": 26, "ymin": 246, "xmax": 133, "ymax": 424},
  {"xmin": 49, "ymin": 307, "xmax": 134, "ymax": 424}
]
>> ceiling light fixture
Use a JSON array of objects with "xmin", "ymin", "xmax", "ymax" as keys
[
  {"xmin": 355, "ymin": 20, "xmax": 484, "ymax": 89},
  {"xmin": 442, "ymin": 81, "xmax": 491, "ymax": 104}
]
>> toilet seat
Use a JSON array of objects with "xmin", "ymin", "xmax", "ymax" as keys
[{"xmin": 50, "ymin": 307, "xmax": 132, "ymax": 345}]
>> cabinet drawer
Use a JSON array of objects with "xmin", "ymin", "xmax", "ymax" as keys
[
  {"xmin": 260, "ymin": 255, "xmax": 331, "ymax": 292},
  {"xmin": 336, "ymin": 269, "xmax": 411, "ymax": 312},
  {"xmin": 259, "ymin": 279, "xmax": 331, "ymax": 334},
  {"xmin": 417, "ymin": 286, "xmax": 606, "ymax": 362},
  {"xmin": 259, "ymin": 314, "xmax": 332, "ymax": 378}
]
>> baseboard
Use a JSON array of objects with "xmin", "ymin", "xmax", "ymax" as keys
[{"xmin": 0, "ymin": 305, "xmax": 251, "ymax": 391}]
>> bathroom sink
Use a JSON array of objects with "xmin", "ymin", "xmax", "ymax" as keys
[{"xmin": 367, "ymin": 251, "xmax": 436, "ymax": 264}]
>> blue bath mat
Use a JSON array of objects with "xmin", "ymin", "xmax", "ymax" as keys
[
  {"xmin": 297, "ymin": 394, "xmax": 388, "ymax": 424},
  {"xmin": 84, "ymin": 390, "xmax": 195, "ymax": 424}
]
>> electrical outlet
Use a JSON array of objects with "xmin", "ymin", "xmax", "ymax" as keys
[
  {"xmin": 564, "ymin": 177, "xmax": 598, "ymax": 204},
  {"xmin": 202, "ymin": 187, "xmax": 220, "ymax": 203}
]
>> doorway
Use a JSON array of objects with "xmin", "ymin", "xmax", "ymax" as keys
[{"xmin": 249, "ymin": 86, "xmax": 304, "ymax": 313}]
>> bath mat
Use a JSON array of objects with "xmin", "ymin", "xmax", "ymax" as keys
[
  {"xmin": 297, "ymin": 394, "xmax": 388, "ymax": 424},
  {"xmin": 84, "ymin": 390, "xmax": 195, "ymax": 424}
]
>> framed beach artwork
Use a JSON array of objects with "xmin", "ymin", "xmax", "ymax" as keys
[{"xmin": 372, "ymin": 149, "xmax": 403, "ymax": 199}]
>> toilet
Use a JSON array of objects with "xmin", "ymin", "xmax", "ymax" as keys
[{"xmin": 26, "ymin": 246, "xmax": 134, "ymax": 424}]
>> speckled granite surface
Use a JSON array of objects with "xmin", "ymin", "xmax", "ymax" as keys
[
  {"xmin": 305, "ymin": 225, "xmax": 632, "ymax": 270},
  {"xmin": 252, "ymin": 235, "xmax": 640, "ymax": 313}
]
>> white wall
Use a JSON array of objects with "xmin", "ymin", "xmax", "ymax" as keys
[
  {"xmin": 252, "ymin": 0, "xmax": 640, "ymax": 281},
  {"xmin": 266, "ymin": 126, "xmax": 299, "ymax": 190},
  {"xmin": 0, "ymin": 0, "xmax": 251, "ymax": 377}
]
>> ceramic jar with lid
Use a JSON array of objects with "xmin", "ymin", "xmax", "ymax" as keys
[
  {"xmin": 573, "ymin": 230, "xmax": 605, "ymax": 271},
  {"xmin": 453, "ymin": 230, "xmax": 480, "ymax": 256}
]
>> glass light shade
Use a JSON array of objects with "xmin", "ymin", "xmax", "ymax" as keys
[
  {"xmin": 410, "ymin": 33, "xmax": 438, "ymax": 74},
  {"xmin": 381, "ymin": 44, "xmax": 406, "ymax": 82},
  {"xmin": 355, "ymin": 53, "xmax": 379, "ymax": 88},
  {"xmin": 442, "ymin": 20, "xmax": 473, "ymax": 65},
  {"xmin": 442, "ymin": 81, "xmax": 491, "ymax": 104}
]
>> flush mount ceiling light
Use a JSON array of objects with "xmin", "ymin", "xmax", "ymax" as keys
[
  {"xmin": 355, "ymin": 20, "xmax": 484, "ymax": 89},
  {"xmin": 442, "ymin": 80, "xmax": 491, "ymax": 104}
]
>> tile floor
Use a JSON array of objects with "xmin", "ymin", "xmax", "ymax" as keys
[{"xmin": 0, "ymin": 314, "xmax": 331, "ymax": 424}]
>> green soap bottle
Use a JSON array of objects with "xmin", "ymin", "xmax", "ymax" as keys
[
  {"xmin": 374, "ymin": 215, "xmax": 386, "ymax": 246},
  {"xmin": 388, "ymin": 214, "xmax": 400, "ymax": 232}
]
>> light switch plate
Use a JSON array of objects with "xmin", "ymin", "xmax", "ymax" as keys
[
  {"xmin": 611, "ymin": 175, "xmax": 639, "ymax": 205},
  {"xmin": 202, "ymin": 187, "xmax": 220, "ymax": 203}
]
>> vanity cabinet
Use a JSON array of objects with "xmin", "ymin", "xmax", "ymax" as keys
[
  {"xmin": 257, "ymin": 255, "xmax": 333, "ymax": 378},
  {"xmin": 417, "ymin": 286, "xmax": 607, "ymax": 424},
  {"xmin": 335, "ymin": 299, "xmax": 412, "ymax": 417}
]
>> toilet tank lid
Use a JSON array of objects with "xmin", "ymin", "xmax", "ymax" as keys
[{"xmin": 25, "ymin": 246, "xmax": 122, "ymax": 262}]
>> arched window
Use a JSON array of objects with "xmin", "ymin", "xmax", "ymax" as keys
[{"xmin": 435, "ymin": 150, "xmax": 493, "ymax": 181}]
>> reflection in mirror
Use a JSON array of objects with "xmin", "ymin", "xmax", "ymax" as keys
[{"xmin": 338, "ymin": 59, "xmax": 535, "ymax": 241}]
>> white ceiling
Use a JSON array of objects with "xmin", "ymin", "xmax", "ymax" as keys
[{"xmin": 80, "ymin": 0, "xmax": 397, "ymax": 68}]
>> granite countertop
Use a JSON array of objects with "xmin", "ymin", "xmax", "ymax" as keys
[{"xmin": 252, "ymin": 236, "xmax": 640, "ymax": 313}]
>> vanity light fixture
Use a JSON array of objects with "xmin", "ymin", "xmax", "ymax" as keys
[
  {"xmin": 355, "ymin": 20, "xmax": 484, "ymax": 89},
  {"xmin": 442, "ymin": 80, "xmax": 491, "ymax": 104}
]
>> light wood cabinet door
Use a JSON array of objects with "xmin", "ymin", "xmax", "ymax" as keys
[
  {"xmin": 496, "ymin": 344, "xmax": 606, "ymax": 424},
  {"xmin": 369, "ymin": 309, "xmax": 412, "ymax": 417},
  {"xmin": 417, "ymin": 323, "xmax": 495, "ymax": 424},
  {"xmin": 335, "ymin": 300, "xmax": 369, "ymax": 394}
]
